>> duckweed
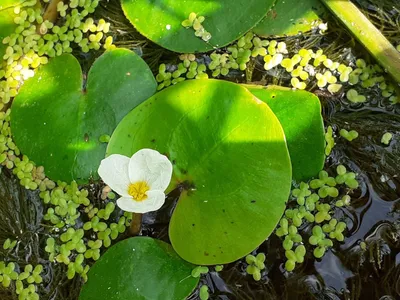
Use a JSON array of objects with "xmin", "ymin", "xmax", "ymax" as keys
[
  {"xmin": 0, "ymin": 0, "xmax": 114, "ymax": 110},
  {"xmin": 3, "ymin": 238, "xmax": 17, "ymax": 250},
  {"xmin": 199, "ymin": 285, "xmax": 209, "ymax": 300},
  {"xmin": 325, "ymin": 126, "xmax": 335, "ymax": 156},
  {"xmin": 0, "ymin": 261, "xmax": 43, "ymax": 299},
  {"xmin": 215, "ymin": 265, "xmax": 223, "ymax": 272},
  {"xmin": 181, "ymin": 13, "xmax": 212, "ymax": 42},
  {"xmin": 245, "ymin": 252, "xmax": 266, "ymax": 281},
  {"xmin": 39, "ymin": 179, "xmax": 130, "ymax": 281},
  {"xmin": 346, "ymin": 89, "xmax": 367, "ymax": 103},
  {"xmin": 152, "ymin": 30, "xmax": 398, "ymax": 106},
  {"xmin": 334, "ymin": 165, "xmax": 359, "ymax": 189},
  {"xmin": 191, "ymin": 266, "xmax": 209, "ymax": 278},
  {"xmin": 339, "ymin": 129, "xmax": 359, "ymax": 141},
  {"xmin": 381, "ymin": 132, "xmax": 392, "ymax": 145},
  {"xmin": 360, "ymin": 241, "xmax": 367, "ymax": 250},
  {"xmin": 275, "ymin": 164, "xmax": 360, "ymax": 271},
  {"xmin": 98, "ymin": 134, "xmax": 110, "ymax": 143}
]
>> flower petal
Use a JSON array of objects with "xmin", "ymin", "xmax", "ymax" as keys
[
  {"xmin": 128, "ymin": 149, "xmax": 173, "ymax": 191},
  {"xmin": 116, "ymin": 191, "xmax": 165, "ymax": 213},
  {"xmin": 144, "ymin": 190, "xmax": 166, "ymax": 211},
  {"xmin": 116, "ymin": 196, "xmax": 138, "ymax": 212},
  {"xmin": 98, "ymin": 154, "xmax": 130, "ymax": 197}
]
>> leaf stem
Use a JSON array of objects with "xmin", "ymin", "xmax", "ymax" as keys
[
  {"xmin": 320, "ymin": 0, "xmax": 400, "ymax": 84},
  {"xmin": 42, "ymin": 0, "xmax": 68, "ymax": 24},
  {"xmin": 130, "ymin": 212, "xmax": 142, "ymax": 236}
]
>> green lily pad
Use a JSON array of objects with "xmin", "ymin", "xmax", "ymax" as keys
[
  {"xmin": 247, "ymin": 85, "xmax": 325, "ymax": 181},
  {"xmin": 107, "ymin": 79, "xmax": 292, "ymax": 264},
  {"xmin": 0, "ymin": 0, "xmax": 25, "ymax": 59},
  {"xmin": 121, "ymin": 0, "xmax": 276, "ymax": 53},
  {"xmin": 11, "ymin": 48, "xmax": 157, "ymax": 183},
  {"xmin": 253, "ymin": 0, "xmax": 326, "ymax": 37},
  {"xmin": 79, "ymin": 237, "xmax": 199, "ymax": 300}
]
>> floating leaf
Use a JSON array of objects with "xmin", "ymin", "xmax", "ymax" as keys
[
  {"xmin": 79, "ymin": 237, "xmax": 199, "ymax": 300},
  {"xmin": 247, "ymin": 85, "xmax": 325, "ymax": 181},
  {"xmin": 107, "ymin": 80, "xmax": 292, "ymax": 264},
  {"xmin": 0, "ymin": 0, "xmax": 25, "ymax": 58},
  {"xmin": 121, "ymin": 0, "xmax": 276, "ymax": 53},
  {"xmin": 253, "ymin": 0, "xmax": 326, "ymax": 37},
  {"xmin": 11, "ymin": 49, "xmax": 157, "ymax": 182}
]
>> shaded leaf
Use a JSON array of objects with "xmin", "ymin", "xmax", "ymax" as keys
[
  {"xmin": 253, "ymin": 0, "xmax": 326, "ymax": 37},
  {"xmin": 11, "ymin": 49, "xmax": 157, "ymax": 182},
  {"xmin": 247, "ymin": 85, "xmax": 325, "ymax": 181},
  {"xmin": 121, "ymin": 0, "xmax": 276, "ymax": 53}
]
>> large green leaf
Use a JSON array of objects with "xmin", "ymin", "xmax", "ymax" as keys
[
  {"xmin": 247, "ymin": 85, "xmax": 325, "ymax": 181},
  {"xmin": 121, "ymin": 0, "xmax": 276, "ymax": 53},
  {"xmin": 253, "ymin": 0, "xmax": 326, "ymax": 37},
  {"xmin": 79, "ymin": 237, "xmax": 199, "ymax": 300},
  {"xmin": 107, "ymin": 79, "xmax": 292, "ymax": 264},
  {"xmin": 11, "ymin": 49, "xmax": 157, "ymax": 183},
  {"xmin": 0, "ymin": 1, "xmax": 25, "ymax": 59}
]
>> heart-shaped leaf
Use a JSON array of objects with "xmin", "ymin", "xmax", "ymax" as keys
[
  {"xmin": 121, "ymin": 0, "xmax": 276, "ymax": 53},
  {"xmin": 107, "ymin": 79, "xmax": 292, "ymax": 264},
  {"xmin": 11, "ymin": 49, "xmax": 157, "ymax": 182},
  {"xmin": 79, "ymin": 237, "xmax": 199, "ymax": 300},
  {"xmin": 247, "ymin": 85, "xmax": 325, "ymax": 181},
  {"xmin": 253, "ymin": 0, "xmax": 326, "ymax": 37}
]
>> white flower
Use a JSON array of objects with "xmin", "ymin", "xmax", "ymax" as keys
[
  {"xmin": 98, "ymin": 149, "xmax": 173, "ymax": 213},
  {"xmin": 318, "ymin": 22, "xmax": 328, "ymax": 33}
]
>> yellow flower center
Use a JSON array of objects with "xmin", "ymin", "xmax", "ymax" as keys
[{"xmin": 128, "ymin": 181, "xmax": 150, "ymax": 201}]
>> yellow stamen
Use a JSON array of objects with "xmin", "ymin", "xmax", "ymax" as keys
[{"xmin": 128, "ymin": 181, "xmax": 150, "ymax": 201}]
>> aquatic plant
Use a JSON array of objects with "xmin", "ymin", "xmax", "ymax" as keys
[
  {"xmin": 79, "ymin": 237, "xmax": 199, "ymax": 300},
  {"xmin": 199, "ymin": 285, "xmax": 209, "ymax": 300},
  {"xmin": 0, "ymin": 261, "xmax": 43, "ymax": 299},
  {"xmin": 340, "ymin": 129, "xmax": 359, "ymax": 142},
  {"xmin": 106, "ymin": 79, "xmax": 294, "ymax": 265},
  {"xmin": 275, "ymin": 165, "xmax": 359, "ymax": 271},
  {"xmin": 0, "ymin": 0, "xmax": 398, "ymax": 299},
  {"xmin": 98, "ymin": 149, "xmax": 173, "ymax": 213},
  {"xmin": 191, "ymin": 266, "xmax": 209, "ymax": 278},
  {"xmin": 181, "ymin": 13, "xmax": 212, "ymax": 42},
  {"xmin": 248, "ymin": 86, "xmax": 325, "ymax": 181},
  {"xmin": 121, "ymin": 0, "xmax": 276, "ymax": 52},
  {"xmin": 325, "ymin": 126, "xmax": 335, "ymax": 156},
  {"xmin": 321, "ymin": 0, "xmax": 400, "ymax": 84},
  {"xmin": 154, "ymin": 36, "xmax": 398, "ymax": 106},
  {"xmin": 0, "ymin": 0, "xmax": 114, "ymax": 109},
  {"xmin": 245, "ymin": 253, "xmax": 266, "ymax": 281},
  {"xmin": 381, "ymin": 132, "xmax": 393, "ymax": 145},
  {"xmin": 11, "ymin": 48, "xmax": 157, "ymax": 182}
]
